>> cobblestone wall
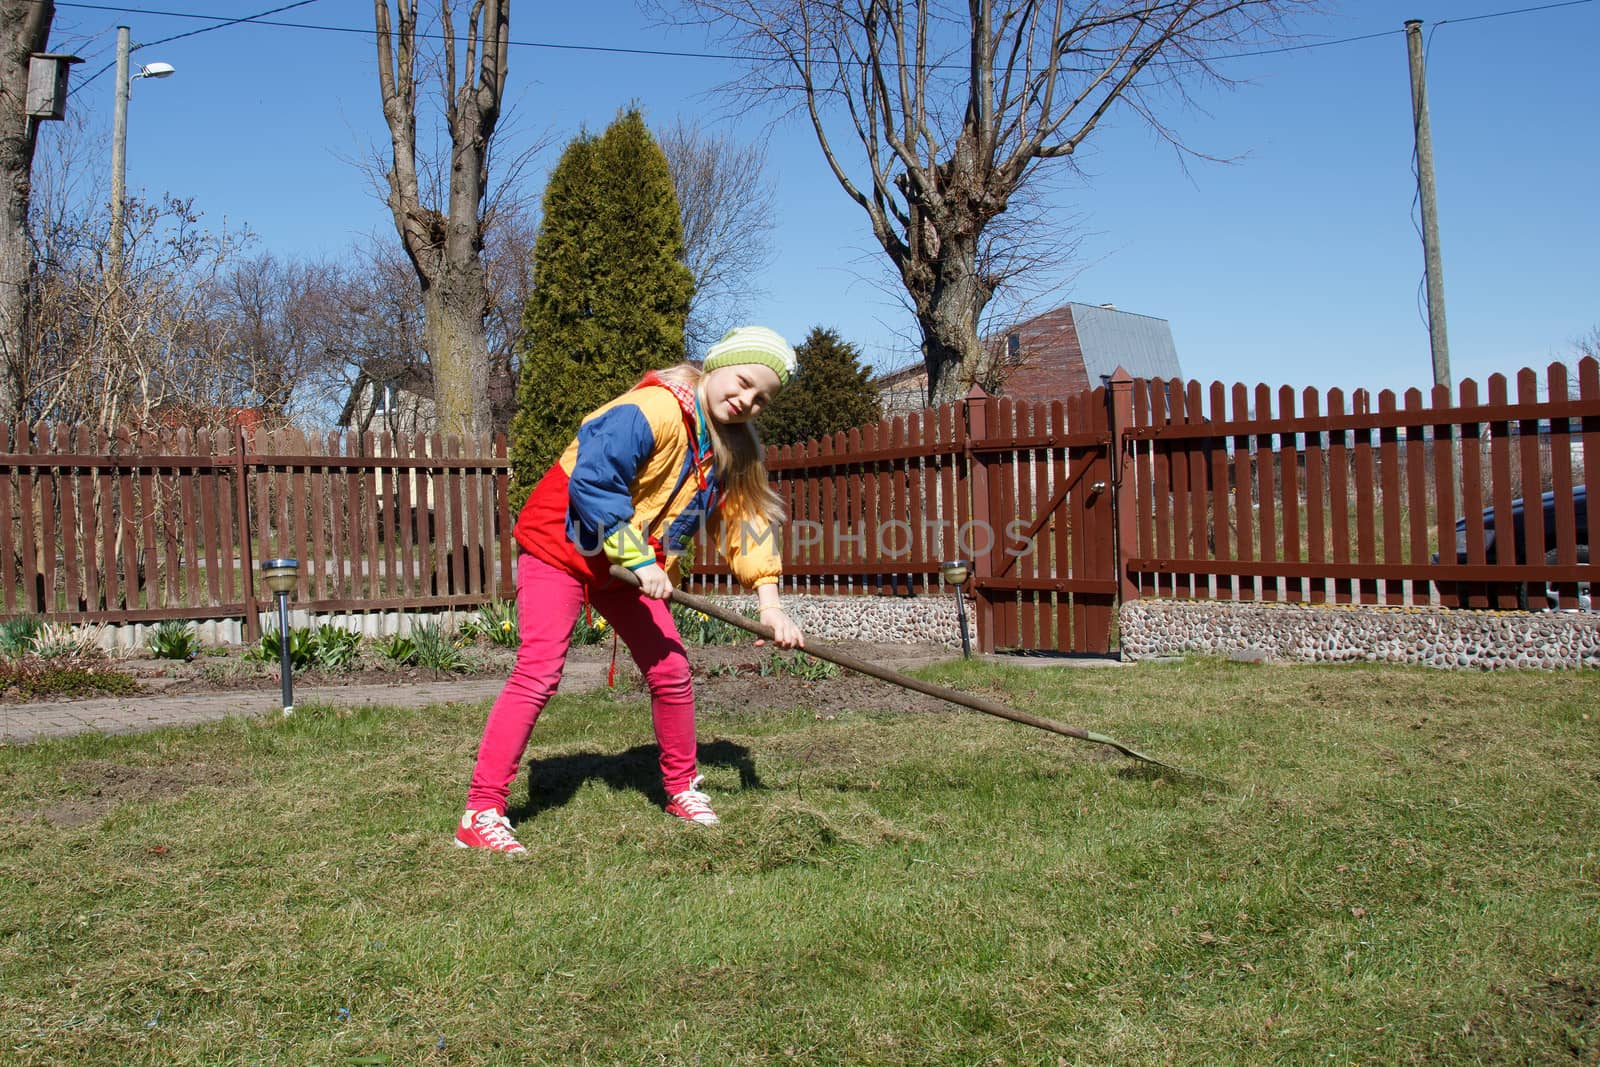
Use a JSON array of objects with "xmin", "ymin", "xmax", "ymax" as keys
[
  {"xmin": 704, "ymin": 594, "xmax": 973, "ymax": 648},
  {"xmin": 94, "ymin": 596, "xmax": 975, "ymax": 651},
  {"xmin": 1120, "ymin": 599, "xmax": 1600, "ymax": 670}
]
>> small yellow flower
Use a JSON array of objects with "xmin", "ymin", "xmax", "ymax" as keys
[
  {"xmin": 596, "ymin": 618, "xmax": 609, "ymax": 631},
  {"xmin": 501, "ymin": 620, "xmax": 512, "ymax": 632}
]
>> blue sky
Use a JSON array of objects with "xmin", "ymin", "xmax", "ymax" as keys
[{"xmin": 46, "ymin": 0, "xmax": 1600, "ymax": 400}]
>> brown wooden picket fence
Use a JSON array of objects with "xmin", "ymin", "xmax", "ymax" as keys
[
  {"xmin": 686, "ymin": 358, "xmax": 1595, "ymax": 651},
  {"xmin": 3, "ymin": 357, "xmax": 1594, "ymax": 653},
  {"xmin": 0, "ymin": 425, "xmax": 515, "ymax": 637},
  {"xmin": 1114, "ymin": 358, "xmax": 1598, "ymax": 613}
]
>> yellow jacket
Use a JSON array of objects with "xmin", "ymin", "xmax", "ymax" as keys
[{"xmin": 513, "ymin": 379, "xmax": 781, "ymax": 590}]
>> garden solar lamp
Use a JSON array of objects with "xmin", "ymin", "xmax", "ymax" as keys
[
  {"xmin": 261, "ymin": 559, "xmax": 299, "ymax": 716},
  {"xmin": 940, "ymin": 559, "xmax": 972, "ymax": 659}
]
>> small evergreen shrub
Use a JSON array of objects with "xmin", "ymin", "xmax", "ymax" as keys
[
  {"xmin": 757, "ymin": 327, "xmax": 884, "ymax": 447},
  {"xmin": 0, "ymin": 658, "xmax": 138, "ymax": 698}
]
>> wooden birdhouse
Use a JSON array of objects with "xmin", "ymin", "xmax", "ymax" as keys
[{"xmin": 26, "ymin": 53, "xmax": 84, "ymax": 122}]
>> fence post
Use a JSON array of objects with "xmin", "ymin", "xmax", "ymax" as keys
[
  {"xmin": 234, "ymin": 424, "xmax": 261, "ymax": 641},
  {"xmin": 495, "ymin": 434, "xmax": 515, "ymax": 600},
  {"xmin": 1108, "ymin": 368, "xmax": 1139, "ymax": 608},
  {"xmin": 963, "ymin": 383, "xmax": 997, "ymax": 653}
]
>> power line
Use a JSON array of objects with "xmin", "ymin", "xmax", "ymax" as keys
[
  {"xmin": 1437, "ymin": 0, "xmax": 1596, "ymax": 27},
  {"xmin": 142, "ymin": 0, "xmax": 324, "ymax": 49},
  {"xmin": 68, "ymin": 1, "xmax": 326, "ymax": 96},
  {"xmin": 53, "ymin": 0, "xmax": 1600, "ymax": 71},
  {"xmin": 1211, "ymin": 28, "xmax": 1401, "ymax": 61},
  {"xmin": 56, "ymin": 2, "xmax": 751, "ymax": 63}
]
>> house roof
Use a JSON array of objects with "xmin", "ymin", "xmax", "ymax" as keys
[
  {"xmin": 871, "ymin": 302, "xmax": 1183, "ymax": 391},
  {"xmin": 336, "ymin": 364, "xmax": 436, "ymax": 429},
  {"xmin": 1061, "ymin": 302, "xmax": 1182, "ymax": 383},
  {"xmin": 873, "ymin": 361, "xmax": 927, "ymax": 387}
]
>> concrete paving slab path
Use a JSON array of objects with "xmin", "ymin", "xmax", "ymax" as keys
[{"xmin": 0, "ymin": 661, "xmax": 613, "ymax": 746}]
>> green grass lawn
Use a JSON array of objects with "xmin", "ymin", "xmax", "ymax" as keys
[{"xmin": 1, "ymin": 659, "xmax": 1597, "ymax": 1065}]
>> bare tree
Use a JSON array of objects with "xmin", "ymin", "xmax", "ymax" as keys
[
  {"xmin": 658, "ymin": 118, "xmax": 776, "ymax": 352},
  {"xmin": 1577, "ymin": 326, "xmax": 1600, "ymax": 364},
  {"xmin": 678, "ymin": 0, "xmax": 1311, "ymax": 404},
  {"xmin": 0, "ymin": 0, "xmax": 56, "ymax": 419},
  {"xmin": 373, "ymin": 0, "xmax": 509, "ymax": 434},
  {"xmin": 18, "ymin": 102, "xmax": 259, "ymax": 436},
  {"xmin": 269, "ymin": 205, "xmax": 533, "ymax": 437},
  {"xmin": 480, "ymin": 199, "xmax": 535, "ymax": 424},
  {"xmin": 25, "ymin": 192, "xmax": 252, "ymax": 433},
  {"xmin": 321, "ymin": 238, "xmax": 428, "ymax": 434},
  {"xmin": 186, "ymin": 253, "xmax": 353, "ymax": 425}
]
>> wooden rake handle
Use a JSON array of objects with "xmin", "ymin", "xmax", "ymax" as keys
[{"xmin": 606, "ymin": 565, "xmax": 1174, "ymax": 769}]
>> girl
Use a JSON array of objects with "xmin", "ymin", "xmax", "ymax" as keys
[{"xmin": 456, "ymin": 326, "xmax": 804, "ymax": 853}]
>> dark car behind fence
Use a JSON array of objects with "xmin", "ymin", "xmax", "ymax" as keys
[{"xmin": 1453, "ymin": 485, "xmax": 1590, "ymax": 610}]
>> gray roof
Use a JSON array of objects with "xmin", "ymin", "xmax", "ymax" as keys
[{"xmin": 1066, "ymin": 303, "xmax": 1182, "ymax": 383}]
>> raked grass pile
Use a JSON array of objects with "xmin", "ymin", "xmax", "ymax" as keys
[{"xmin": 1, "ymin": 658, "xmax": 1596, "ymax": 1065}]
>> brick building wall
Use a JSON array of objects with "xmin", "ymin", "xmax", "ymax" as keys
[
  {"xmin": 993, "ymin": 306, "xmax": 1092, "ymax": 399},
  {"xmin": 871, "ymin": 303, "xmax": 1181, "ymax": 411}
]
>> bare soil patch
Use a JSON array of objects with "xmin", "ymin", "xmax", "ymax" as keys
[
  {"xmin": 584, "ymin": 640, "xmax": 955, "ymax": 717},
  {"xmin": 4, "ymin": 638, "xmax": 957, "ymax": 719},
  {"xmin": 18, "ymin": 758, "xmax": 241, "ymax": 828}
]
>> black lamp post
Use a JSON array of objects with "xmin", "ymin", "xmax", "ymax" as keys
[
  {"xmin": 940, "ymin": 559, "xmax": 972, "ymax": 658},
  {"xmin": 261, "ymin": 558, "xmax": 299, "ymax": 716}
]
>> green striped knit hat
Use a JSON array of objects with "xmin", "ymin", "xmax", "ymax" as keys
[{"xmin": 703, "ymin": 326, "xmax": 796, "ymax": 387}]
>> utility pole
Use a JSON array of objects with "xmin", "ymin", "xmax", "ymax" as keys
[
  {"xmin": 1405, "ymin": 19, "xmax": 1450, "ymax": 391},
  {"xmin": 109, "ymin": 25, "xmax": 129, "ymax": 269},
  {"xmin": 107, "ymin": 27, "xmax": 173, "ymax": 273}
]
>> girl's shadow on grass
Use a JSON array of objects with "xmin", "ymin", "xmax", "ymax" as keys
[{"xmin": 509, "ymin": 739, "xmax": 766, "ymax": 821}]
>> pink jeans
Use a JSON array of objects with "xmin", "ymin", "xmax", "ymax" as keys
[{"xmin": 465, "ymin": 552, "xmax": 699, "ymax": 813}]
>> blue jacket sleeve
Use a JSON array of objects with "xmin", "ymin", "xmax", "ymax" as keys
[{"xmin": 565, "ymin": 403, "xmax": 656, "ymax": 538}]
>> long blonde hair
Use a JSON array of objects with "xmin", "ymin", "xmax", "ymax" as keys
[{"xmin": 649, "ymin": 362, "xmax": 785, "ymax": 527}]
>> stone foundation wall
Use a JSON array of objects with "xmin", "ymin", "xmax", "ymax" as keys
[
  {"xmin": 704, "ymin": 594, "xmax": 973, "ymax": 648},
  {"xmin": 83, "ymin": 596, "xmax": 974, "ymax": 652},
  {"xmin": 1120, "ymin": 599, "xmax": 1600, "ymax": 670},
  {"xmin": 90, "ymin": 608, "xmax": 481, "ymax": 652}
]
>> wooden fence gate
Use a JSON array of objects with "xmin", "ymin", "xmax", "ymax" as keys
[{"xmin": 964, "ymin": 386, "xmax": 1118, "ymax": 654}]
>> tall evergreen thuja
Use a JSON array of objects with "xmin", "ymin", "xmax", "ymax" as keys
[
  {"xmin": 758, "ymin": 327, "xmax": 883, "ymax": 447},
  {"xmin": 510, "ymin": 110, "xmax": 695, "ymax": 499}
]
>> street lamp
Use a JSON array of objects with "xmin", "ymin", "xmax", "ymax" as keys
[
  {"xmin": 261, "ymin": 559, "xmax": 300, "ymax": 716},
  {"xmin": 940, "ymin": 559, "xmax": 972, "ymax": 659},
  {"xmin": 109, "ymin": 26, "xmax": 174, "ymax": 269}
]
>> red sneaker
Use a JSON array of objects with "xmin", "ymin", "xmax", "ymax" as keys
[
  {"xmin": 665, "ymin": 777, "xmax": 720, "ymax": 826},
  {"xmin": 454, "ymin": 808, "xmax": 527, "ymax": 854}
]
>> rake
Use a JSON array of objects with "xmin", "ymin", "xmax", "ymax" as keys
[{"xmin": 608, "ymin": 565, "xmax": 1182, "ymax": 773}]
